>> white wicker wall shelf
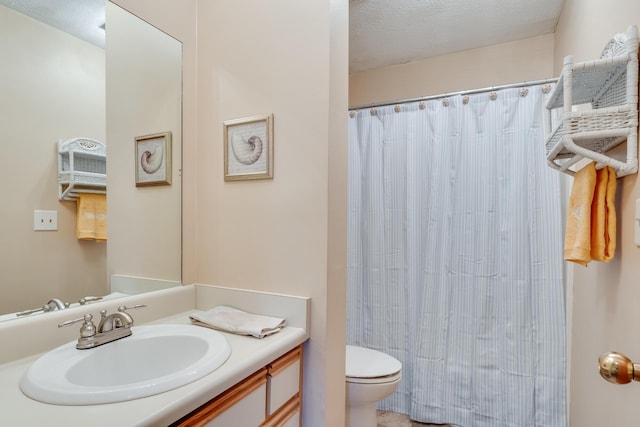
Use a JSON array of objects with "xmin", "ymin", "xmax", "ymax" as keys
[
  {"xmin": 545, "ymin": 25, "xmax": 639, "ymax": 177},
  {"xmin": 57, "ymin": 137, "xmax": 106, "ymax": 201}
]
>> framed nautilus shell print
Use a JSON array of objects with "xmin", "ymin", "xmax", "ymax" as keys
[
  {"xmin": 223, "ymin": 114, "xmax": 273, "ymax": 181},
  {"xmin": 135, "ymin": 131, "xmax": 172, "ymax": 187}
]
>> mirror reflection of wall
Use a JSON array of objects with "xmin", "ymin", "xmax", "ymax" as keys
[
  {"xmin": 0, "ymin": 4, "xmax": 107, "ymax": 315},
  {"xmin": 106, "ymin": 1, "xmax": 182, "ymax": 288},
  {"xmin": 0, "ymin": 1, "xmax": 182, "ymax": 319}
]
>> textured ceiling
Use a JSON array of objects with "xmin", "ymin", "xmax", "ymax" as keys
[
  {"xmin": 350, "ymin": 0, "xmax": 565, "ymax": 73},
  {"xmin": 2, "ymin": 0, "xmax": 565, "ymax": 73},
  {"xmin": 0, "ymin": 0, "xmax": 104, "ymax": 48}
]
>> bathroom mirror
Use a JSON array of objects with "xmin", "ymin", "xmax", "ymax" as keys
[{"xmin": 0, "ymin": 1, "xmax": 182, "ymax": 319}]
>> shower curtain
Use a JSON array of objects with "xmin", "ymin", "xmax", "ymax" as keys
[{"xmin": 346, "ymin": 85, "xmax": 566, "ymax": 427}]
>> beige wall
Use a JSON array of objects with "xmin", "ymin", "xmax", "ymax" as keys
[
  {"xmin": 112, "ymin": 1, "xmax": 348, "ymax": 425},
  {"xmin": 328, "ymin": 0, "xmax": 349, "ymax": 424},
  {"xmin": 349, "ymin": 33, "xmax": 555, "ymax": 107},
  {"xmin": 0, "ymin": 5, "xmax": 106, "ymax": 314},
  {"xmin": 105, "ymin": 1, "xmax": 183, "ymax": 284},
  {"xmin": 195, "ymin": 2, "xmax": 347, "ymax": 425},
  {"xmin": 553, "ymin": 2, "xmax": 640, "ymax": 426}
]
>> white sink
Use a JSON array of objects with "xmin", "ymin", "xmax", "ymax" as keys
[{"xmin": 20, "ymin": 324, "xmax": 231, "ymax": 405}]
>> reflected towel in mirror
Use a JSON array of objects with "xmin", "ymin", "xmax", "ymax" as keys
[{"xmin": 76, "ymin": 194, "xmax": 107, "ymax": 242}]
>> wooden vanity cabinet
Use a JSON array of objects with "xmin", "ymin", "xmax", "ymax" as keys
[
  {"xmin": 172, "ymin": 345, "xmax": 303, "ymax": 427},
  {"xmin": 263, "ymin": 346, "xmax": 303, "ymax": 427}
]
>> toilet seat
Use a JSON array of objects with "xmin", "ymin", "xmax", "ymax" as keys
[
  {"xmin": 346, "ymin": 371, "xmax": 401, "ymax": 384},
  {"xmin": 345, "ymin": 345, "xmax": 402, "ymax": 384}
]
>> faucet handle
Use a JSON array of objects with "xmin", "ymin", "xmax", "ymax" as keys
[
  {"xmin": 16, "ymin": 306, "xmax": 46, "ymax": 317},
  {"xmin": 58, "ymin": 314, "xmax": 97, "ymax": 338},
  {"xmin": 79, "ymin": 296, "xmax": 103, "ymax": 305},
  {"xmin": 118, "ymin": 304, "xmax": 147, "ymax": 312}
]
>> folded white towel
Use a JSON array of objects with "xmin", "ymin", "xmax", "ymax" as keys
[{"xmin": 189, "ymin": 306, "xmax": 287, "ymax": 339}]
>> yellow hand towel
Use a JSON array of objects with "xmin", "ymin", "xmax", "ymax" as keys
[
  {"xmin": 76, "ymin": 194, "xmax": 107, "ymax": 242},
  {"xmin": 564, "ymin": 163, "xmax": 596, "ymax": 266},
  {"xmin": 590, "ymin": 166, "xmax": 616, "ymax": 262}
]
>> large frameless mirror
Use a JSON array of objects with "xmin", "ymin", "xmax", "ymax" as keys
[{"xmin": 0, "ymin": 0, "xmax": 182, "ymax": 321}]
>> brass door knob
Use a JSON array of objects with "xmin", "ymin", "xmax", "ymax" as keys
[{"xmin": 599, "ymin": 352, "xmax": 640, "ymax": 384}]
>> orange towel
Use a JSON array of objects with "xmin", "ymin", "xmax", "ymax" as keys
[
  {"xmin": 590, "ymin": 166, "xmax": 616, "ymax": 262},
  {"xmin": 564, "ymin": 163, "xmax": 617, "ymax": 266},
  {"xmin": 564, "ymin": 163, "xmax": 596, "ymax": 266},
  {"xmin": 76, "ymin": 194, "xmax": 107, "ymax": 242}
]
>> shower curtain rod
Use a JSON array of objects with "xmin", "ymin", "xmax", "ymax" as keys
[{"xmin": 349, "ymin": 77, "xmax": 558, "ymax": 110}]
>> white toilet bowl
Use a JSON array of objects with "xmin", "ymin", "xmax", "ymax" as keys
[{"xmin": 345, "ymin": 345, "xmax": 402, "ymax": 427}]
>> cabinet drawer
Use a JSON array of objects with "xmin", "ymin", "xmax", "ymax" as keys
[
  {"xmin": 267, "ymin": 347, "xmax": 302, "ymax": 416},
  {"xmin": 261, "ymin": 394, "xmax": 301, "ymax": 427},
  {"xmin": 172, "ymin": 367, "xmax": 268, "ymax": 427},
  {"xmin": 281, "ymin": 410, "xmax": 299, "ymax": 427},
  {"xmin": 205, "ymin": 384, "xmax": 267, "ymax": 427}
]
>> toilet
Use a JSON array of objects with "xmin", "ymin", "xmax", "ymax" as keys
[{"xmin": 345, "ymin": 345, "xmax": 402, "ymax": 427}]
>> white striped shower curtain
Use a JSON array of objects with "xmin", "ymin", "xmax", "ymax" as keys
[{"xmin": 346, "ymin": 85, "xmax": 566, "ymax": 427}]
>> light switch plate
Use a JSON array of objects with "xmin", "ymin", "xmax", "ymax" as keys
[{"xmin": 34, "ymin": 210, "xmax": 57, "ymax": 231}]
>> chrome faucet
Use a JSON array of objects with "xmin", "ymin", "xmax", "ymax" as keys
[
  {"xmin": 59, "ymin": 304, "xmax": 146, "ymax": 350},
  {"xmin": 98, "ymin": 307, "xmax": 134, "ymax": 333},
  {"xmin": 16, "ymin": 298, "xmax": 69, "ymax": 317},
  {"xmin": 46, "ymin": 298, "xmax": 68, "ymax": 311}
]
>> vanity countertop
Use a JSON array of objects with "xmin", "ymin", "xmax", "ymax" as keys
[
  {"xmin": 0, "ymin": 283, "xmax": 310, "ymax": 426},
  {"xmin": 0, "ymin": 311, "xmax": 307, "ymax": 426}
]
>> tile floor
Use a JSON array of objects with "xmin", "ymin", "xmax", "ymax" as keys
[{"xmin": 377, "ymin": 410, "xmax": 453, "ymax": 427}]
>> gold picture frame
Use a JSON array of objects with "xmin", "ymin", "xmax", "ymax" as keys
[
  {"xmin": 135, "ymin": 131, "xmax": 172, "ymax": 187},
  {"xmin": 224, "ymin": 114, "xmax": 273, "ymax": 181}
]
